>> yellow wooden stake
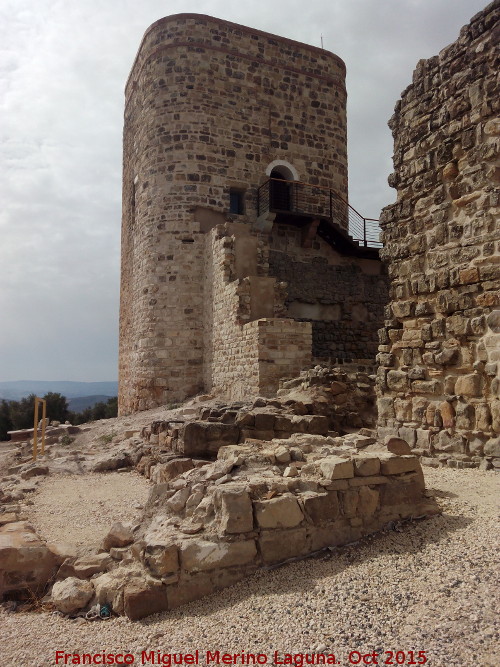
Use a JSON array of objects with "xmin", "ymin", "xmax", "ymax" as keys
[
  {"xmin": 32, "ymin": 397, "xmax": 47, "ymax": 461},
  {"xmin": 33, "ymin": 399, "xmax": 39, "ymax": 461},
  {"xmin": 41, "ymin": 400, "xmax": 47, "ymax": 456}
]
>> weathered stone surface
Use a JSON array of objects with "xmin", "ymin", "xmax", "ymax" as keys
[
  {"xmin": 0, "ymin": 521, "xmax": 58, "ymax": 597},
  {"xmin": 376, "ymin": 0, "xmax": 498, "ymax": 462},
  {"xmin": 180, "ymin": 539, "xmax": 257, "ymax": 571},
  {"xmin": 301, "ymin": 491, "xmax": 339, "ymax": 524},
  {"xmin": 216, "ymin": 488, "xmax": 254, "ymax": 534},
  {"xmin": 259, "ymin": 527, "xmax": 308, "ymax": 564},
  {"xmin": 20, "ymin": 465, "xmax": 49, "ymax": 480},
  {"xmin": 51, "ymin": 577, "xmax": 94, "ymax": 614},
  {"xmin": 353, "ymin": 454, "xmax": 381, "ymax": 476},
  {"xmin": 123, "ymin": 578, "xmax": 169, "ymax": 620},
  {"xmin": 143, "ymin": 542, "xmax": 179, "ymax": 577},
  {"xmin": 358, "ymin": 486, "xmax": 379, "ymax": 517},
  {"xmin": 73, "ymin": 553, "xmax": 113, "ymax": 578},
  {"xmin": 255, "ymin": 495, "xmax": 304, "ymax": 529},
  {"xmin": 102, "ymin": 522, "xmax": 134, "ymax": 550},
  {"xmin": 379, "ymin": 455, "xmax": 420, "ymax": 475},
  {"xmin": 156, "ymin": 458, "xmax": 194, "ymax": 483},
  {"xmin": 180, "ymin": 422, "xmax": 240, "ymax": 457},
  {"xmin": 319, "ymin": 457, "xmax": 354, "ymax": 480},
  {"xmin": 384, "ymin": 437, "xmax": 412, "ymax": 455},
  {"xmin": 455, "ymin": 374, "xmax": 481, "ymax": 398},
  {"xmin": 484, "ymin": 437, "xmax": 500, "ymax": 458}
]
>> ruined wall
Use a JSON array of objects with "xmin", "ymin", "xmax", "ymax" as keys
[
  {"xmin": 203, "ymin": 223, "xmax": 312, "ymax": 400},
  {"xmin": 377, "ymin": 1, "xmax": 500, "ymax": 465},
  {"xmin": 269, "ymin": 223, "xmax": 387, "ymax": 363}
]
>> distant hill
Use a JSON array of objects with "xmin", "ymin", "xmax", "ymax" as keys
[
  {"xmin": 0, "ymin": 380, "xmax": 118, "ymax": 402},
  {"xmin": 67, "ymin": 395, "xmax": 116, "ymax": 413}
]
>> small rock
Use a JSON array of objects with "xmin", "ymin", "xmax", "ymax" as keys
[
  {"xmin": 102, "ymin": 522, "xmax": 134, "ymax": 550},
  {"xmin": 51, "ymin": 577, "xmax": 94, "ymax": 614}
]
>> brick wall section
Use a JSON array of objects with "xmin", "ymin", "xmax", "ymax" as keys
[
  {"xmin": 269, "ymin": 223, "xmax": 388, "ymax": 362},
  {"xmin": 377, "ymin": 1, "xmax": 500, "ymax": 463},
  {"xmin": 204, "ymin": 224, "xmax": 312, "ymax": 400}
]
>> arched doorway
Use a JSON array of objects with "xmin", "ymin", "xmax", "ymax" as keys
[{"xmin": 270, "ymin": 167, "xmax": 293, "ymax": 211}]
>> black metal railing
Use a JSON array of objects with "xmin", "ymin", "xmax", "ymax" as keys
[{"xmin": 257, "ymin": 178, "xmax": 382, "ymax": 248}]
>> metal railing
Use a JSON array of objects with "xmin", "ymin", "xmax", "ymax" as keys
[{"xmin": 257, "ymin": 178, "xmax": 382, "ymax": 248}]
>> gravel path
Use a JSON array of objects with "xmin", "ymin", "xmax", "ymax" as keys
[
  {"xmin": 27, "ymin": 472, "xmax": 151, "ymax": 549},
  {"xmin": 1, "ymin": 468, "xmax": 498, "ymax": 667}
]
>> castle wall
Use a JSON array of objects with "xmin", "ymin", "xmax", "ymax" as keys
[
  {"xmin": 377, "ymin": 1, "xmax": 500, "ymax": 465},
  {"xmin": 269, "ymin": 223, "xmax": 388, "ymax": 363},
  {"xmin": 203, "ymin": 223, "xmax": 312, "ymax": 400},
  {"xmin": 119, "ymin": 14, "xmax": 349, "ymax": 414}
]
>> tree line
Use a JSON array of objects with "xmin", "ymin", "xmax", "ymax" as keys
[{"xmin": 0, "ymin": 392, "xmax": 118, "ymax": 441}]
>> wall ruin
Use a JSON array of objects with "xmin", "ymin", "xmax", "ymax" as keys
[{"xmin": 377, "ymin": 1, "xmax": 500, "ymax": 466}]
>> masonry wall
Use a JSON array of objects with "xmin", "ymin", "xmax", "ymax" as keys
[
  {"xmin": 119, "ymin": 14, "xmax": 349, "ymax": 414},
  {"xmin": 377, "ymin": 1, "xmax": 500, "ymax": 464},
  {"xmin": 269, "ymin": 223, "xmax": 388, "ymax": 363},
  {"xmin": 203, "ymin": 223, "xmax": 312, "ymax": 400}
]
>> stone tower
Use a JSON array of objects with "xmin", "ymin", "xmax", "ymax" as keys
[{"xmin": 119, "ymin": 14, "xmax": 386, "ymax": 415}]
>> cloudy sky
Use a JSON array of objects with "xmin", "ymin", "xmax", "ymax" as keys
[{"xmin": 0, "ymin": 0, "xmax": 487, "ymax": 383}]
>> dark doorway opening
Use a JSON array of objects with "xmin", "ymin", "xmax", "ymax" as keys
[{"xmin": 270, "ymin": 168, "xmax": 292, "ymax": 211}]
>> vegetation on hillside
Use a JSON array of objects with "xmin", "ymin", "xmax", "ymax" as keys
[{"xmin": 0, "ymin": 393, "xmax": 118, "ymax": 440}]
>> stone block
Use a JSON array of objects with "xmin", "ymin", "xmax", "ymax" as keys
[
  {"xmin": 51, "ymin": 577, "xmax": 94, "ymax": 614},
  {"xmin": 490, "ymin": 400, "xmax": 500, "ymax": 432},
  {"xmin": 180, "ymin": 539, "xmax": 257, "ymax": 572},
  {"xmin": 301, "ymin": 491, "xmax": 339, "ymax": 524},
  {"xmin": 455, "ymin": 374, "xmax": 481, "ymax": 397},
  {"xmin": 385, "ymin": 436, "xmax": 412, "ymax": 455},
  {"xmin": 358, "ymin": 486, "xmax": 379, "ymax": 517},
  {"xmin": 143, "ymin": 542, "xmax": 179, "ymax": 577},
  {"xmin": 379, "ymin": 455, "xmax": 420, "ymax": 475},
  {"xmin": 308, "ymin": 521, "xmax": 358, "ymax": 551},
  {"xmin": 254, "ymin": 412, "xmax": 276, "ymax": 430},
  {"xmin": 255, "ymin": 495, "xmax": 304, "ymax": 528},
  {"xmin": 216, "ymin": 488, "xmax": 254, "ymax": 533},
  {"xmin": 484, "ymin": 437, "xmax": 500, "ymax": 458},
  {"xmin": 387, "ymin": 371, "xmax": 409, "ymax": 391},
  {"xmin": 318, "ymin": 457, "xmax": 354, "ymax": 480},
  {"xmin": 259, "ymin": 527, "xmax": 307, "ymax": 564},
  {"xmin": 439, "ymin": 401, "xmax": 455, "ymax": 429},
  {"xmin": 158, "ymin": 458, "xmax": 194, "ymax": 483},
  {"xmin": 434, "ymin": 430, "xmax": 466, "ymax": 454},
  {"xmin": 0, "ymin": 521, "xmax": 58, "ymax": 598},
  {"xmin": 73, "ymin": 553, "xmax": 113, "ymax": 578},
  {"xmin": 103, "ymin": 522, "xmax": 135, "ymax": 551},
  {"xmin": 380, "ymin": 474, "xmax": 426, "ymax": 507},
  {"xmin": 167, "ymin": 572, "xmax": 214, "ymax": 609},
  {"xmin": 353, "ymin": 454, "xmax": 381, "ymax": 476},
  {"xmin": 123, "ymin": 578, "xmax": 169, "ymax": 620},
  {"xmin": 340, "ymin": 488, "xmax": 359, "ymax": 517}
]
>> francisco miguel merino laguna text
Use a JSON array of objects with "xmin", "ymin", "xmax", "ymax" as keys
[{"xmin": 54, "ymin": 650, "xmax": 341, "ymax": 665}]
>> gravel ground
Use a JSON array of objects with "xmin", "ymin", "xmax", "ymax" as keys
[
  {"xmin": 26, "ymin": 472, "xmax": 151, "ymax": 549},
  {"xmin": 1, "ymin": 467, "xmax": 498, "ymax": 667}
]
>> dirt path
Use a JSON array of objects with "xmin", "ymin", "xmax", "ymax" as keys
[{"xmin": 27, "ymin": 471, "xmax": 150, "ymax": 549}]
